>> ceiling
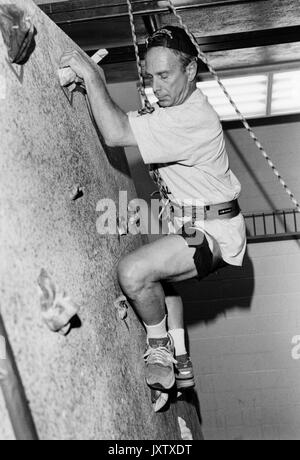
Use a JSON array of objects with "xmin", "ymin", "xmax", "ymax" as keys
[{"xmin": 37, "ymin": 0, "xmax": 300, "ymax": 83}]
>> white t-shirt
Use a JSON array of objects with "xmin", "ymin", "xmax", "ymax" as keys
[{"xmin": 128, "ymin": 89, "xmax": 246, "ymax": 266}]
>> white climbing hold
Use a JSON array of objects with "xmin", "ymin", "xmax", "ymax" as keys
[
  {"xmin": 57, "ymin": 67, "xmax": 77, "ymax": 87},
  {"xmin": 37, "ymin": 269, "xmax": 79, "ymax": 335},
  {"xmin": 178, "ymin": 416, "xmax": 193, "ymax": 441},
  {"xmin": 114, "ymin": 295, "xmax": 129, "ymax": 320},
  {"xmin": 116, "ymin": 217, "xmax": 128, "ymax": 236}
]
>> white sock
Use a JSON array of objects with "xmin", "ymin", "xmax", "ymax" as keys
[
  {"xmin": 168, "ymin": 328, "xmax": 187, "ymax": 356},
  {"xmin": 144, "ymin": 316, "xmax": 168, "ymax": 340}
]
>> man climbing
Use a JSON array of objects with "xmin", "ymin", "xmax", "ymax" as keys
[{"xmin": 60, "ymin": 25, "xmax": 247, "ymax": 410}]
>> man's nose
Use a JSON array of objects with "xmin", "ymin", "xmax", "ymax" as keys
[{"xmin": 152, "ymin": 78, "xmax": 161, "ymax": 94}]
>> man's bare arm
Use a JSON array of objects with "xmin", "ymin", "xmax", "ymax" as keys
[{"xmin": 59, "ymin": 50, "xmax": 137, "ymax": 148}]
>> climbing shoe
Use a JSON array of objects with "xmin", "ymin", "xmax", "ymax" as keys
[
  {"xmin": 144, "ymin": 335, "xmax": 177, "ymax": 391},
  {"xmin": 175, "ymin": 354, "xmax": 195, "ymax": 390}
]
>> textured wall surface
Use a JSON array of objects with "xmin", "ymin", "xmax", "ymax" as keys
[{"xmin": 0, "ymin": 0, "xmax": 201, "ymax": 440}]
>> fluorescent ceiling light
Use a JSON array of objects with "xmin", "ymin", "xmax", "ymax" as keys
[
  {"xmin": 271, "ymin": 70, "xmax": 300, "ymax": 115},
  {"xmin": 197, "ymin": 75, "xmax": 268, "ymax": 120},
  {"xmin": 143, "ymin": 69, "xmax": 300, "ymax": 120}
]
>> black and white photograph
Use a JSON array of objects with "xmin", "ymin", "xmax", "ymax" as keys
[{"xmin": 0, "ymin": 0, "xmax": 300, "ymax": 442}]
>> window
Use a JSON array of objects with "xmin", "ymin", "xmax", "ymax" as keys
[
  {"xmin": 197, "ymin": 69, "xmax": 300, "ymax": 120},
  {"xmin": 197, "ymin": 75, "xmax": 268, "ymax": 120},
  {"xmin": 143, "ymin": 68, "xmax": 300, "ymax": 120},
  {"xmin": 271, "ymin": 70, "xmax": 300, "ymax": 115}
]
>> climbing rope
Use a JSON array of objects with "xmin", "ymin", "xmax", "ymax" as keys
[
  {"xmin": 126, "ymin": 0, "xmax": 154, "ymax": 114},
  {"xmin": 127, "ymin": 0, "xmax": 173, "ymax": 224},
  {"xmin": 126, "ymin": 0, "xmax": 300, "ymax": 212},
  {"xmin": 165, "ymin": 0, "xmax": 300, "ymax": 212}
]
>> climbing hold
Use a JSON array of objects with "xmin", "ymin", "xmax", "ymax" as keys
[
  {"xmin": 116, "ymin": 217, "xmax": 128, "ymax": 236},
  {"xmin": 0, "ymin": 4, "xmax": 36, "ymax": 65},
  {"xmin": 178, "ymin": 416, "xmax": 193, "ymax": 440},
  {"xmin": 37, "ymin": 269, "xmax": 79, "ymax": 335},
  {"xmin": 58, "ymin": 67, "xmax": 77, "ymax": 87},
  {"xmin": 128, "ymin": 205, "xmax": 141, "ymax": 226},
  {"xmin": 58, "ymin": 50, "xmax": 107, "ymax": 94},
  {"xmin": 114, "ymin": 295, "xmax": 129, "ymax": 320},
  {"xmin": 117, "ymin": 204, "xmax": 141, "ymax": 237},
  {"xmin": 151, "ymin": 389, "xmax": 169, "ymax": 413},
  {"xmin": 70, "ymin": 185, "xmax": 84, "ymax": 202},
  {"xmin": 57, "ymin": 67, "xmax": 84, "ymax": 94}
]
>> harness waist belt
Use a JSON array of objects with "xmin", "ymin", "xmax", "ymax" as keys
[{"xmin": 170, "ymin": 199, "xmax": 240, "ymax": 222}]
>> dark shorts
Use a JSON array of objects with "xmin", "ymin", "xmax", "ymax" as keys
[{"xmin": 178, "ymin": 223, "xmax": 228, "ymax": 280}]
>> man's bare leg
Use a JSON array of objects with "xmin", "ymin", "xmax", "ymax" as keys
[
  {"xmin": 117, "ymin": 234, "xmax": 198, "ymax": 391},
  {"xmin": 165, "ymin": 295, "xmax": 184, "ymax": 330},
  {"xmin": 117, "ymin": 235, "xmax": 197, "ymax": 324}
]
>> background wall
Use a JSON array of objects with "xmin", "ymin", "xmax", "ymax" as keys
[
  {"xmin": 108, "ymin": 79, "xmax": 300, "ymax": 440},
  {"xmin": 226, "ymin": 121, "xmax": 300, "ymax": 212}
]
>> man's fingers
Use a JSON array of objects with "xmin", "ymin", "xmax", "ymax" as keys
[
  {"xmin": 57, "ymin": 67, "xmax": 77, "ymax": 86},
  {"xmin": 59, "ymin": 49, "xmax": 97, "ymax": 81},
  {"xmin": 59, "ymin": 54, "xmax": 74, "ymax": 69},
  {"xmin": 59, "ymin": 50, "xmax": 80, "ymax": 68}
]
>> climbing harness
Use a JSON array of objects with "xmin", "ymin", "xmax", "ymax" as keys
[
  {"xmin": 170, "ymin": 199, "xmax": 240, "ymax": 223},
  {"xmin": 126, "ymin": 0, "xmax": 300, "ymax": 213},
  {"xmin": 126, "ymin": 0, "xmax": 175, "ymax": 225}
]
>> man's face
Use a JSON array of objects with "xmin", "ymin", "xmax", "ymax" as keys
[{"xmin": 145, "ymin": 47, "xmax": 193, "ymax": 108}]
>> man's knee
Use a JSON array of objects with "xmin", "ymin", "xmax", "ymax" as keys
[{"xmin": 117, "ymin": 254, "xmax": 152, "ymax": 298}]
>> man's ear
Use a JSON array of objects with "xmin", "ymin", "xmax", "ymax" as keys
[{"xmin": 187, "ymin": 59, "xmax": 198, "ymax": 82}]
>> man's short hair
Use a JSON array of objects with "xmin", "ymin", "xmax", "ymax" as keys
[{"xmin": 145, "ymin": 25, "xmax": 199, "ymax": 71}]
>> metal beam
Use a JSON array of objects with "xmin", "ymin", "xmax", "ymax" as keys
[
  {"xmin": 39, "ymin": 0, "xmax": 267, "ymax": 25},
  {"xmin": 196, "ymin": 25, "xmax": 300, "ymax": 53},
  {"xmin": 88, "ymin": 25, "xmax": 300, "ymax": 62}
]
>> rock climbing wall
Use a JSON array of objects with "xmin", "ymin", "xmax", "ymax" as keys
[{"xmin": 0, "ymin": 0, "xmax": 202, "ymax": 440}]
